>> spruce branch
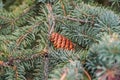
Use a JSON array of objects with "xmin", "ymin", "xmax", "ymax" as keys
[
  {"xmin": 0, "ymin": 4, "xmax": 40, "ymax": 30},
  {"xmin": 43, "ymin": 3, "xmax": 54, "ymax": 80},
  {"xmin": 0, "ymin": 50, "xmax": 47, "ymax": 67},
  {"xmin": 42, "ymin": 3, "xmax": 56, "ymax": 80},
  {"xmin": 55, "ymin": 15, "xmax": 93, "ymax": 24},
  {"xmin": 46, "ymin": 3, "xmax": 55, "ymax": 35},
  {"xmin": 13, "ymin": 4, "xmax": 36, "ymax": 23},
  {"xmin": 16, "ymin": 21, "xmax": 42, "ymax": 47}
]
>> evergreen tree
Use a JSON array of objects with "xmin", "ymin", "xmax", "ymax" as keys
[{"xmin": 0, "ymin": 0, "xmax": 120, "ymax": 80}]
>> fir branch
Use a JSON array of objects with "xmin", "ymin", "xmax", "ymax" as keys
[
  {"xmin": 43, "ymin": 3, "xmax": 56, "ymax": 80},
  {"xmin": 0, "ymin": 4, "xmax": 39, "ymax": 29},
  {"xmin": 16, "ymin": 21, "xmax": 42, "ymax": 46},
  {"xmin": 0, "ymin": 50, "xmax": 47, "ymax": 67},
  {"xmin": 46, "ymin": 3, "xmax": 55, "ymax": 35},
  {"xmin": 43, "ymin": 3, "xmax": 57, "ymax": 80},
  {"xmin": 55, "ymin": 15, "xmax": 93, "ymax": 24},
  {"xmin": 13, "ymin": 4, "xmax": 36, "ymax": 23}
]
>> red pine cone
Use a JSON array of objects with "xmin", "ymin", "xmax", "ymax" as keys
[{"xmin": 50, "ymin": 32, "xmax": 75, "ymax": 50}]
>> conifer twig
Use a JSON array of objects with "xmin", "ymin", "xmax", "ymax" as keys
[
  {"xmin": 0, "ymin": 50, "xmax": 48, "ymax": 67},
  {"xmin": 16, "ymin": 21, "xmax": 42, "ymax": 46},
  {"xmin": 60, "ymin": 68, "xmax": 68, "ymax": 80},
  {"xmin": 46, "ymin": 3, "xmax": 55, "ymax": 35},
  {"xmin": 59, "ymin": 0, "xmax": 67, "ymax": 16},
  {"xmin": 83, "ymin": 69, "xmax": 92, "ymax": 80},
  {"xmin": 43, "ymin": 3, "xmax": 56, "ymax": 80},
  {"xmin": 43, "ymin": 49, "xmax": 49, "ymax": 80},
  {"xmin": 0, "ymin": 5, "xmax": 36, "ymax": 29},
  {"xmin": 55, "ymin": 15, "xmax": 93, "ymax": 24},
  {"xmin": 14, "ymin": 4, "xmax": 36, "ymax": 22}
]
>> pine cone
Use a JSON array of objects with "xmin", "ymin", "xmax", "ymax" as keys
[{"xmin": 50, "ymin": 32, "xmax": 75, "ymax": 50}]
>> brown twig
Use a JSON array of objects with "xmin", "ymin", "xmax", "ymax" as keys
[
  {"xmin": 55, "ymin": 15, "xmax": 93, "ymax": 24},
  {"xmin": 59, "ymin": 0, "xmax": 67, "ymax": 16},
  {"xmin": 46, "ymin": 3, "xmax": 55, "ymax": 35},
  {"xmin": 43, "ymin": 3, "xmax": 56, "ymax": 80},
  {"xmin": 43, "ymin": 52, "xmax": 49, "ymax": 80},
  {"xmin": 60, "ymin": 68, "xmax": 68, "ymax": 80},
  {"xmin": 12, "ymin": 65, "xmax": 19, "ymax": 80},
  {"xmin": 83, "ymin": 69, "xmax": 92, "ymax": 80}
]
